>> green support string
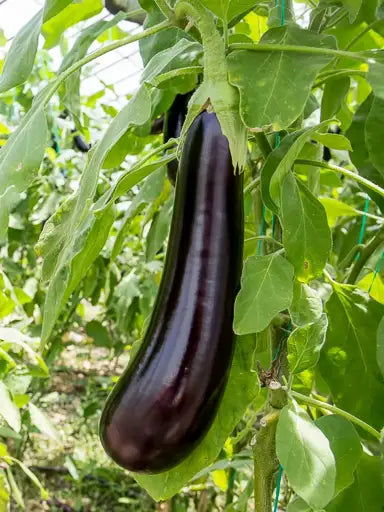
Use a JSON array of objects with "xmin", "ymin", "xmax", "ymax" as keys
[
  {"xmin": 257, "ymin": 205, "xmax": 266, "ymax": 255},
  {"xmin": 355, "ymin": 195, "xmax": 370, "ymax": 261},
  {"xmin": 273, "ymin": 465, "xmax": 284, "ymax": 512},
  {"xmin": 271, "ymin": 6, "xmax": 285, "ymax": 511}
]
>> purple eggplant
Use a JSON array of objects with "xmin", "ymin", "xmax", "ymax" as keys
[{"xmin": 100, "ymin": 111, "xmax": 244, "ymax": 473}]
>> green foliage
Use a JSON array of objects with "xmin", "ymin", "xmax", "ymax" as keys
[{"xmin": 0, "ymin": 0, "xmax": 384, "ymax": 509}]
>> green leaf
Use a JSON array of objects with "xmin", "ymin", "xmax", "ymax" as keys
[
  {"xmin": 0, "ymin": 382, "xmax": 20, "ymax": 433},
  {"xmin": 377, "ymin": 316, "xmax": 384, "ymax": 379},
  {"xmin": 281, "ymin": 173, "xmax": 332, "ymax": 282},
  {"xmin": 200, "ymin": 0, "xmax": 259, "ymax": 22},
  {"xmin": 358, "ymin": 272, "xmax": 384, "ymax": 304},
  {"xmin": 234, "ymin": 253, "xmax": 294, "ymax": 335},
  {"xmin": 289, "ymin": 281, "xmax": 323, "ymax": 327},
  {"xmin": 366, "ymin": 95, "xmax": 384, "ymax": 177},
  {"xmin": 28, "ymin": 403, "xmax": 62, "ymax": 443},
  {"xmin": 0, "ymin": 105, "xmax": 47, "ymax": 241},
  {"xmin": 316, "ymin": 415, "xmax": 363, "ymax": 497},
  {"xmin": 287, "ymin": 496, "xmax": 312, "ymax": 512},
  {"xmin": 59, "ymin": 12, "xmax": 128, "ymax": 124},
  {"xmin": 134, "ymin": 334, "xmax": 259, "ymax": 500},
  {"xmin": 325, "ymin": 454, "xmax": 384, "ymax": 511},
  {"xmin": 0, "ymin": 0, "xmax": 71, "ymax": 92},
  {"xmin": 288, "ymin": 314, "xmax": 328, "ymax": 374},
  {"xmin": 311, "ymin": 133, "xmax": 352, "ymax": 151},
  {"xmin": 227, "ymin": 26, "xmax": 335, "ymax": 130},
  {"xmin": 0, "ymin": 327, "xmax": 48, "ymax": 376},
  {"xmin": 38, "ymin": 86, "xmax": 151, "ymax": 347},
  {"xmin": 367, "ymin": 58, "xmax": 384, "ymax": 101},
  {"xmin": 276, "ymin": 400, "xmax": 336, "ymax": 509},
  {"xmin": 320, "ymin": 77, "xmax": 350, "ymax": 121},
  {"xmin": 42, "ymin": 0, "xmax": 103, "ymax": 49},
  {"xmin": 319, "ymin": 197, "xmax": 358, "ymax": 228},
  {"xmin": 260, "ymin": 120, "xmax": 332, "ymax": 213},
  {"xmin": 85, "ymin": 320, "xmax": 111, "ymax": 348},
  {"xmin": 145, "ymin": 198, "xmax": 173, "ymax": 261},
  {"xmin": 320, "ymin": 285, "xmax": 384, "ymax": 430},
  {"xmin": 346, "ymin": 93, "xmax": 384, "ymax": 211},
  {"xmin": 6, "ymin": 468, "xmax": 24, "ymax": 510},
  {"xmin": 341, "ymin": 0, "xmax": 362, "ymax": 21}
]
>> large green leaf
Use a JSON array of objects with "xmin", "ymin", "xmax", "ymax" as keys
[
  {"xmin": 320, "ymin": 285, "xmax": 384, "ymax": 429},
  {"xmin": 42, "ymin": 0, "xmax": 103, "ymax": 49},
  {"xmin": 201, "ymin": 0, "xmax": 259, "ymax": 22},
  {"xmin": 134, "ymin": 334, "xmax": 259, "ymax": 500},
  {"xmin": 288, "ymin": 314, "xmax": 328, "ymax": 374},
  {"xmin": 0, "ymin": 0, "xmax": 71, "ymax": 93},
  {"xmin": 316, "ymin": 415, "xmax": 363, "ymax": 497},
  {"xmin": 0, "ymin": 105, "xmax": 47, "ymax": 241},
  {"xmin": 366, "ymin": 95, "xmax": 384, "ymax": 177},
  {"xmin": 227, "ymin": 26, "xmax": 335, "ymax": 130},
  {"xmin": 38, "ymin": 86, "xmax": 151, "ymax": 348},
  {"xmin": 276, "ymin": 400, "xmax": 336, "ymax": 509},
  {"xmin": 326, "ymin": 454, "xmax": 384, "ymax": 511},
  {"xmin": 367, "ymin": 57, "xmax": 384, "ymax": 101},
  {"xmin": 377, "ymin": 316, "xmax": 384, "ymax": 379},
  {"xmin": 233, "ymin": 253, "xmax": 294, "ymax": 335},
  {"xmin": 281, "ymin": 172, "xmax": 332, "ymax": 282},
  {"xmin": 346, "ymin": 93, "xmax": 384, "ymax": 211}
]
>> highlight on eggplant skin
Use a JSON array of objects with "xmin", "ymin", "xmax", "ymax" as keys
[
  {"xmin": 163, "ymin": 92, "xmax": 193, "ymax": 185},
  {"xmin": 99, "ymin": 111, "xmax": 244, "ymax": 474}
]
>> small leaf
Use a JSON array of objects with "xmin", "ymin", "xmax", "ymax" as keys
[
  {"xmin": 289, "ymin": 280, "xmax": 323, "ymax": 327},
  {"xmin": 85, "ymin": 320, "xmax": 111, "ymax": 348},
  {"xmin": 234, "ymin": 253, "xmax": 294, "ymax": 335},
  {"xmin": 288, "ymin": 314, "xmax": 328, "ymax": 374},
  {"xmin": 316, "ymin": 415, "xmax": 363, "ymax": 497},
  {"xmin": 367, "ymin": 58, "xmax": 384, "ymax": 101},
  {"xmin": 276, "ymin": 401, "xmax": 336, "ymax": 509},
  {"xmin": 312, "ymin": 133, "xmax": 352, "ymax": 151},
  {"xmin": 358, "ymin": 272, "xmax": 384, "ymax": 304},
  {"xmin": 281, "ymin": 173, "xmax": 332, "ymax": 282},
  {"xmin": 320, "ymin": 77, "xmax": 350, "ymax": 121},
  {"xmin": 320, "ymin": 285, "xmax": 384, "ymax": 429},
  {"xmin": 6, "ymin": 468, "xmax": 24, "ymax": 510},
  {"xmin": 0, "ymin": 382, "xmax": 20, "ymax": 433},
  {"xmin": 28, "ymin": 403, "xmax": 62, "ymax": 443},
  {"xmin": 319, "ymin": 197, "xmax": 358, "ymax": 228}
]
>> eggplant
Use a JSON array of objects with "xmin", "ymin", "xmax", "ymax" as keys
[
  {"xmin": 100, "ymin": 111, "xmax": 244, "ymax": 473},
  {"xmin": 163, "ymin": 92, "xmax": 192, "ymax": 185}
]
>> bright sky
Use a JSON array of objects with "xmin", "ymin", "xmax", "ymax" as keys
[{"xmin": 0, "ymin": 0, "xmax": 143, "ymax": 98}]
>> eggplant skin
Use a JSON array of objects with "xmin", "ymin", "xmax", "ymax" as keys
[
  {"xmin": 163, "ymin": 92, "xmax": 192, "ymax": 185},
  {"xmin": 100, "ymin": 111, "xmax": 244, "ymax": 473}
]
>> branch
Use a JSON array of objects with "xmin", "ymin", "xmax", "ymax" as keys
[
  {"xmin": 229, "ymin": 42, "xmax": 369, "ymax": 64},
  {"xmin": 43, "ymin": 19, "xmax": 172, "ymax": 107},
  {"xmin": 294, "ymin": 160, "xmax": 384, "ymax": 200},
  {"xmin": 287, "ymin": 389, "xmax": 381, "ymax": 440},
  {"xmin": 255, "ymin": 132, "xmax": 273, "ymax": 159},
  {"xmin": 347, "ymin": 226, "xmax": 384, "ymax": 284}
]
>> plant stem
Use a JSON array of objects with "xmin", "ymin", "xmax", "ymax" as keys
[
  {"xmin": 347, "ymin": 226, "xmax": 384, "ymax": 284},
  {"xmin": 313, "ymin": 69, "xmax": 367, "ymax": 89},
  {"xmin": 43, "ymin": 19, "xmax": 172, "ymax": 107},
  {"xmin": 255, "ymin": 132, "xmax": 273, "ymax": 159},
  {"xmin": 294, "ymin": 159, "xmax": 384, "ymax": 200},
  {"xmin": 229, "ymin": 42, "xmax": 369, "ymax": 63},
  {"xmin": 253, "ymin": 411, "xmax": 280, "ymax": 512},
  {"xmin": 287, "ymin": 389, "xmax": 381, "ymax": 440},
  {"xmin": 244, "ymin": 176, "xmax": 261, "ymax": 194},
  {"xmin": 151, "ymin": 66, "xmax": 204, "ymax": 87}
]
